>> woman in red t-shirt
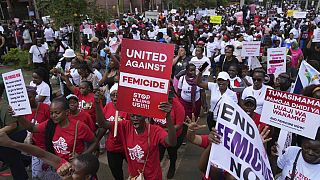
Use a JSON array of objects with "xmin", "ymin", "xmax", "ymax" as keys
[
  {"xmin": 16, "ymin": 97, "xmax": 97, "ymax": 162},
  {"xmin": 95, "ymin": 92, "xmax": 177, "ymax": 180},
  {"xmin": 66, "ymin": 94, "xmax": 95, "ymax": 132},
  {"xmin": 99, "ymin": 83, "xmax": 129, "ymax": 180},
  {"xmin": 62, "ymin": 74, "xmax": 97, "ymax": 124},
  {"xmin": 22, "ymin": 86, "xmax": 57, "ymax": 179},
  {"xmin": 151, "ymin": 94, "xmax": 185, "ymax": 179}
]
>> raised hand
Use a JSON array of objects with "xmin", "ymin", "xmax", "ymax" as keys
[
  {"xmin": 158, "ymin": 102, "xmax": 172, "ymax": 113},
  {"xmin": 184, "ymin": 113, "xmax": 206, "ymax": 131},
  {"xmin": 259, "ymin": 126, "xmax": 272, "ymax": 144}
]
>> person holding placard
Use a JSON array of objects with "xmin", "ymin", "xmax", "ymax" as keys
[
  {"xmin": 0, "ymin": 80, "xmax": 28, "ymax": 180},
  {"xmin": 99, "ymin": 83, "xmax": 129, "ymax": 180},
  {"xmin": 13, "ymin": 97, "xmax": 98, "ymax": 162},
  {"xmin": 95, "ymin": 91, "xmax": 177, "ymax": 179}
]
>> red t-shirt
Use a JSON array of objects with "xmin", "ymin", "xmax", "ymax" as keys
[
  {"xmin": 24, "ymin": 103, "xmax": 50, "ymax": 149},
  {"xmin": 102, "ymin": 102, "xmax": 129, "ymax": 152},
  {"xmin": 116, "ymin": 121, "xmax": 168, "ymax": 179},
  {"xmin": 252, "ymin": 113, "xmax": 267, "ymax": 132},
  {"xmin": 152, "ymin": 97, "xmax": 185, "ymax": 137},
  {"xmin": 38, "ymin": 118, "xmax": 95, "ymax": 160},
  {"xmin": 69, "ymin": 111, "xmax": 95, "ymax": 132},
  {"xmin": 73, "ymin": 87, "xmax": 96, "ymax": 124}
]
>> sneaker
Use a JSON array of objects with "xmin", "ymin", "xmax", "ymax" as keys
[{"xmin": 167, "ymin": 164, "xmax": 176, "ymax": 179}]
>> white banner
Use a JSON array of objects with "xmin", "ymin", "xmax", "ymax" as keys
[
  {"xmin": 145, "ymin": 11, "xmax": 159, "ymax": 20},
  {"xmin": 241, "ymin": 41, "xmax": 261, "ymax": 57},
  {"xmin": 267, "ymin": 47, "xmax": 286, "ymax": 76},
  {"xmin": 293, "ymin": 11, "xmax": 307, "ymax": 18},
  {"xmin": 313, "ymin": 29, "xmax": 320, "ymax": 42},
  {"xmin": 261, "ymin": 89, "xmax": 320, "ymax": 139},
  {"xmin": 2, "ymin": 69, "xmax": 32, "ymax": 116},
  {"xmin": 206, "ymin": 97, "xmax": 274, "ymax": 180},
  {"xmin": 158, "ymin": 28, "xmax": 167, "ymax": 36}
]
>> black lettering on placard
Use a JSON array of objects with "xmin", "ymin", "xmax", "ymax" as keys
[
  {"xmin": 243, "ymin": 167, "xmax": 260, "ymax": 180},
  {"xmin": 230, "ymin": 157, "xmax": 241, "ymax": 178},
  {"xmin": 221, "ymin": 103, "xmax": 234, "ymax": 122},
  {"xmin": 234, "ymin": 112, "xmax": 245, "ymax": 130}
]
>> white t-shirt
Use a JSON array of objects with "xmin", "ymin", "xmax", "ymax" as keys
[
  {"xmin": 178, "ymin": 76, "xmax": 201, "ymax": 102},
  {"xmin": 44, "ymin": 28, "xmax": 55, "ymax": 42},
  {"xmin": 94, "ymin": 69, "xmax": 102, "ymax": 81},
  {"xmin": 241, "ymin": 84, "xmax": 273, "ymax": 115},
  {"xmin": 277, "ymin": 146, "xmax": 320, "ymax": 180},
  {"xmin": 189, "ymin": 56, "xmax": 211, "ymax": 76},
  {"xmin": 70, "ymin": 68, "xmax": 80, "ymax": 86},
  {"xmin": 206, "ymin": 42, "xmax": 219, "ymax": 58},
  {"xmin": 208, "ymin": 82, "xmax": 238, "ymax": 119},
  {"xmin": 30, "ymin": 81, "xmax": 51, "ymax": 105},
  {"xmin": 233, "ymin": 40, "xmax": 243, "ymax": 57},
  {"xmin": 29, "ymin": 45, "xmax": 47, "ymax": 63},
  {"xmin": 147, "ymin": 30, "xmax": 157, "ymax": 39}
]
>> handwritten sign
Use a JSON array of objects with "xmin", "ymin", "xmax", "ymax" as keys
[
  {"xmin": 241, "ymin": 41, "xmax": 261, "ymax": 57},
  {"xmin": 261, "ymin": 89, "xmax": 320, "ymax": 139},
  {"xmin": 2, "ymin": 69, "xmax": 31, "ymax": 116},
  {"xmin": 293, "ymin": 11, "xmax": 307, "ymax": 18},
  {"xmin": 206, "ymin": 97, "xmax": 274, "ymax": 180}
]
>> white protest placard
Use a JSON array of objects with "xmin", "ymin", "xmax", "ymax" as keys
[
  {"xmin": 158, "ymin": 28, "xmax": 167, "ymax": 35},
  {"xmin": 208, "ymin": 9, "xmax": 216, "ymax": 16},
  {"xmin": 261, "ymin": 89, "xmax": 320, "ymax": 139},
  {"xmin": 277, "ymin": 8, "xmax": 283, "ymax": 14},
  {"xmin": 206, "ymin": 97, "xmax": 274, "ymax": 180},
  {"xmin": 267, "ymin": 47, "xmax": 286, "ymax": 76},
  {"xmin": 313, "ymin": 29, "xmax": 320, "ymax": 42},
  {"xmin": 145, "ymin": 11, "xmax": 159, "ymax": 20},
  {"xmin": 2, "ymin": 69, "xmax": 31, "ymax": 116},
  {"xmin": 293, "ymin": 11, "xmax": 307, "ymax": 18},
  {"xmin": 241, "ymin": 41, "xmax": 261, "ymax": 57},
  {"xmin": 170, "ymin": 9, "xmax": 177, "ymax": 14}
]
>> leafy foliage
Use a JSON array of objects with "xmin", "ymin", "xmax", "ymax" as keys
[{"xmin": 2, "ymin": 48, "xmax": 30, "ymax": 70}]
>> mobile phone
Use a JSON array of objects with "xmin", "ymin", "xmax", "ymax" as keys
[{"xmin": 198, "ymin": 62, "xmax": 209, "ymax": 73}]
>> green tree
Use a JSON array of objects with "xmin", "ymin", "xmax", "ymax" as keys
[{"xmin": 37, "ymin": 0, "xmax": 110, "ymax": 50}]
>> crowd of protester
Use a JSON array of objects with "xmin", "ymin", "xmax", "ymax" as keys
[{"xmin": 1, "ymin": 1, "xmax": 320, "ymax": 180}]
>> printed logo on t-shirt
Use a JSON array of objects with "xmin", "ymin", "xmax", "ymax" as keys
[
  {"xmin": 79, "ymin": 100, "xmax": 92, "ymax": 110},
  {"xmin": 106, "ymin": 116, "xmax": 125, "ymax": 122},
  {"xmin": 53, "ymin": 137, "xmax": 70, "ymax": 154},
  {"xmin": 128, "ymin": 145, "xmax": 145, "ymax": 163},
  {"xmin": 286, "ymin": 170, "xmax": 311, "ymax": 180},
  {"xmin": 153, "ymin": 118, "xmax": 166, "ymax": 125}
]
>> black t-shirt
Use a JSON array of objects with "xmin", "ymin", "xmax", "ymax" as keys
[{"xmin": 217, "ymin": 55, "xmax": 239, "ymax": 72}]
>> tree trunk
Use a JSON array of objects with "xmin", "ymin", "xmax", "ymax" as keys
[{"xmin": 5, "ymin": 0, "xmax": 13, "ymax": 19}]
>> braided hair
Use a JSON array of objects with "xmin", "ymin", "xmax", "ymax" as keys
[{"xmin": 45, "ymin": 97, "xmax": 69, "ymax": 154}]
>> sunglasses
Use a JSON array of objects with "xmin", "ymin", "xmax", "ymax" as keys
[{"xmin": 252, "ymin": 78, "xmax": 263, "ymax": 82}]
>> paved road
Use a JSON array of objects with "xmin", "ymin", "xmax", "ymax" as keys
[{"xmin": 0, "ymin": 66, "xmax": 209, "ymax": 180}]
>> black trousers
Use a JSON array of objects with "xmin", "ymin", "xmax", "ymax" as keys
[
  {"xmin": 159, "ymin": 135, "xmax": 184, "ymax": 165},
  {"xmin": 207, "ymin": 111, "xmax": 216, "ymax": 131},
  {"xmin": 0, "ymin": 130, "xmax": 28, "ymax": 180},
  {"xmin": 107, "ymin": 151, "xmax": 126, "ymax": 180}
]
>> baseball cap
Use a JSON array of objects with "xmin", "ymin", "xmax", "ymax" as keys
[
  {"xmin": 243, "ymin": 96, "xmax": 256, "ymax": 105},
  {"xmin": 66, "ymin": 94, "xmax": 79, "ymax": 101},
  {"xmin": 217, "ymin": 72, "xmax": 230, "ymax": 81}
]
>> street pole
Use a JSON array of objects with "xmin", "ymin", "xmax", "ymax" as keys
[{"xmin": 32, "ymin": 0, "xmax": 39, "ymax": 19}]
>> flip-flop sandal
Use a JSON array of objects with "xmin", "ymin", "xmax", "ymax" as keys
[{"xmin": 0, "ymin": 172, "xmax": 11, "ymax": 176}]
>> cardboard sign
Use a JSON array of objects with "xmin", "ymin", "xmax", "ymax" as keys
[
  {"xmin": 241, "ymin": 41, "xmax": 261, "ymax": 57},
  {"xmin": 210, "ymin": 16, "xmax": 222, "ymax": 24},
  {"xmin": 313, "ymin": 28, "xmax": 320, "ymax": 42},
  {"xmin": 117, "ymin": 39, "xmax": 174, "ymax": 119},
  {"xmin": 293, "ymin": 11, "xmax": 307, "ymax": 18},
  {"xmin": 206, "ymin": 97, "xmax": 274, "ymax": 180},
  {"xmin": 261, "ymin": 89, "xmax": 320, "ymax": 139},
  {"xmin": 287, "ymin": 10, "xmax": 298, "ymax": 17},
  {"xmin": 145, "ymin": 11, "xmax": 159, "ymax": 20},
  {"xmin": 267, "ymin": 47, "xmax": 286, "ymax": 76},
  {"xmin": 2, "ymin": 69, "xmax": 32, "ymax": 116}
]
